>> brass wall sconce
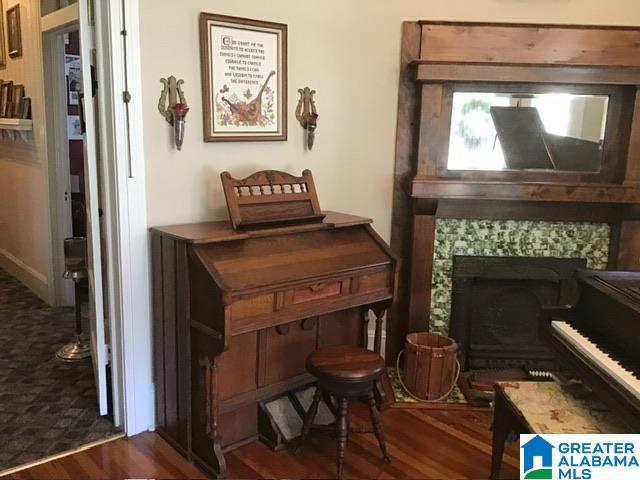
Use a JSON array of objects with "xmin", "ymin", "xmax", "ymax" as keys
[
  {"xmin": 295, "ymin": 87, "xmax": 318, "ymax": 150},
  {"xmin": 158, "ymin": 76, "xmax": 189, "ymax": 150}
]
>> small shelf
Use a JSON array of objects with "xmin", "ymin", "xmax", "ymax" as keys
[{"xmin": 0, "ymin": 118, "xmax": 33, "ymax": 131}]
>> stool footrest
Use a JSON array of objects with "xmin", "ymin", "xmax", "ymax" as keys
[
  {"xmin": 308, "ymin": 424, "xmax": 375, "ymax": 435},
  {"xmin": 350, "ymin": 426, "xmax": 375, "ymax": 434},
  {"xmin": 308, "ymin": 423, "xmax": 336, "ymax": 433}
]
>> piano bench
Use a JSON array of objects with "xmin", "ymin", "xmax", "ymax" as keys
[{"xmin": 490, "ymin": 380, "xmax": 632, "ymax": 480}]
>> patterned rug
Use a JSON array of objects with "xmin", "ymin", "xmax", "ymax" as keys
[
  {"xmin": 388, "ymin": 367, "xmax": 467, "ymax": 404},
  {"xmin": 0, "ymin": 267, "xmax": 119, "ymax": 471}
]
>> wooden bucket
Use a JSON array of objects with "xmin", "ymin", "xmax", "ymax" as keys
[{"xmin": 402, "ymin": 332, "xmax": 459, "ymax": 401}]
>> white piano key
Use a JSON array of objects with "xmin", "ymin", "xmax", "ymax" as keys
[{"xmin": 552, "ymin": 320, "xmax": 640, "ymax": 400}]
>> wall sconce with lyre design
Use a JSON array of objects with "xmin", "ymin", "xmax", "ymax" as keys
[
  {"xmin": 295, "ymin": 87, "xmax": 318, "ymax": 150},
  {"xmin": 158, "ymin": 76, "xmax": 189, "ymax": 150}
]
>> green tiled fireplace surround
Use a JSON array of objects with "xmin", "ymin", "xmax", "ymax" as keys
[{"xmin": 430, "ymin": 219, "xmax": 611, "ymax": 333}]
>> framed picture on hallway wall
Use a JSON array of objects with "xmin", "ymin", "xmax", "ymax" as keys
[
  {"xmin": 6, "ymin": 4, "xmax": 21, "ymax": 58},
  {"xmin": 200, "ymin": 13, "xmax": 287, "ymax": 142},
  {"xmin": 0, "ymin": 0, "xmax": 5, "ymax": 67},
  {"xmin": 0, "ymin": 81, "xmax": 12, "ymax": 118}
]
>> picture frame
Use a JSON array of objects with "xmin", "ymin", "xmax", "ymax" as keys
[
  {"xmin": 11, "ymin": 84, "xmax": 24, "ymax": 117},
  {"xmin": 20, "ymin": 97, "xmax": 30, "ymax": 119},
  {"xmin": 0, "ymin": 81, "xmax": 13, "ymax": 118},
  {"xmin": 65, "ymin": 54, "xmax": 81, "ymax": 106},
  {"xmin": 199, "ymin": 13, "xmax": 287, "ymax": 142},
  {"xmin": 0, "ymin": 1, "xmax": 6, "ymax": 67},
  {"xmin": 67, "ymin": 114, "xmax": 83, "ymax": 140},
  {"xmin": 6, "ymin": 4, "xmax": 21, "ymax": 58}
]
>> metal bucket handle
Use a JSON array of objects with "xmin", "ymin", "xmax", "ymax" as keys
[{"xmin": 395, "ymin": 349, "xmax": 461, "ymax": 403}]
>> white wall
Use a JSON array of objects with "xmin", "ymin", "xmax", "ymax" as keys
[
  {"xmin": 140, "ymin": 0, "xmax": 640, "ymax": 239},
  {"xmin": 0, "ymin": 0, "xmax": 51, "ymax": 302}
]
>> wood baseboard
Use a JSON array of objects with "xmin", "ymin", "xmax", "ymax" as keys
[
  {"xmin": 0, "ymin": 432, "xmax": 124, "ymax": 477},
  {"xmin": 0, "ymin": 247, "xmax": 51, "ymax": 304}
]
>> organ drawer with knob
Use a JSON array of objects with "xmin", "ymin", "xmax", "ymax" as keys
[{"xmin": 151, "ymin": 211, "xmax": 398, "ymax": 477}]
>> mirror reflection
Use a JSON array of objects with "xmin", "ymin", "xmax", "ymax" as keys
[{"xmin": 447, "ymin": 92, "xmax": 609, "ymax": 172}]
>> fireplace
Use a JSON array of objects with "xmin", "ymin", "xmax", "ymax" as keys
[
  {"xmin": 386, "ymin": 21, "xmax": 640, "ymax": 365},
  {"xmin": 449, "ymin": 256, "xmax": 586, "ymax": 371}
]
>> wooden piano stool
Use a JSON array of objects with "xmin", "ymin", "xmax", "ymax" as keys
[
  {"xmin": 491, "ymin": 380, "xmax": 633, "ymax": 480},
  {"xmin": 297, "ymin": 345, "xmax": 391, "ymax": 480}
]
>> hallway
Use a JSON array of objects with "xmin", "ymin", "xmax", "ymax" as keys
[{"xmin": 0, "ymin": 268, "xmax": 118, "ymax": 472}]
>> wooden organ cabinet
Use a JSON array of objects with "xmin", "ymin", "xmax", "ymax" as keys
[{"xmin": 151, "ymin": 171, "xmax": 398, "ymax": 477}]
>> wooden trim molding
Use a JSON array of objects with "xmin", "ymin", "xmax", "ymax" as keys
[
  {"xmin": 419, "ymin": 23, "xmax": 640, "ymax": 67},
  {"xmin": 410, "ymin": 179, "xmax": 640, "ymax": 204},
  {"xmin": 415, "ymin": 63, "xmax": 640, "ymax": 86},
  {"xmin": 625, "ymin": 86, "xmax": 640, "ymax": 184},
  {"xmin": 387, "ymin": 21, "xmax": 423, "ymax": 363}
]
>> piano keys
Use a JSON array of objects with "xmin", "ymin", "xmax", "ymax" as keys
[
  {"xmin": 542, "ymin": 270, "xmax": 640, "ymax": 430},
  {"xmin": 551, "ymin": 321, "xmax": 640, "ymax": 398}
]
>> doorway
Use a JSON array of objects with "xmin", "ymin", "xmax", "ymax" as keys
[
  {"xmin": 42, "ymin": 0, "xmax": 111, "ymax": 418},
  {"xmin": 0, "ymin": 1, "xmax": 120, "ymax": 474},
  {"xmin": 46, "ymin": 28, "xmax": 86, "ymax": 308},
  {"xmin": 43, "ymin": 0, "xmax": 154, "ymax": 440}
]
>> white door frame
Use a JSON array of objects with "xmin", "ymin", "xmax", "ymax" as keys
[{"xmin": 93, "ymin": 0, "xmax": 154, "ymax": 434}]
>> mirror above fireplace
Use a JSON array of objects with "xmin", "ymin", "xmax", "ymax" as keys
[{"xmin": 448, "ymin": 91, "xmax": 609, "ymax": 173}]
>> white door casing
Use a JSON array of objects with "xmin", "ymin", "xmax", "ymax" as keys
[{"xmin": 93, "ymin": 0, "xmax": 154, "ymax": 433}]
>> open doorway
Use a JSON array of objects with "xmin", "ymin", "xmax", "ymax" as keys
[
  {"xmin": 0, "ymin": 2, "xmax": 120, "ymax": 473},
  {"xmin": 46, "ymin": 28, "xmax": 86, "ymax": 307},
  {"xmin": 42, "ymin": 0, "xmax": 112, "ymax": 418}
]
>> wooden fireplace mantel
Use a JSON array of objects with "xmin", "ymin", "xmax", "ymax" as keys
[
  {"xmin": 413, "ymin": 61, "xmax": 640, "ymax": 86},
  {"xmin": 409, "ymin": 179, "xmax": 640, "ymax": 204},
  {"xmin": 386, "ymin": 21, "xmax": 640, "ymax": 364}
]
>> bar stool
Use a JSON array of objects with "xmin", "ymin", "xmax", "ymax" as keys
[{"xmin": 297, "ymin": 345, "xmax": 390, "ymax": 479}]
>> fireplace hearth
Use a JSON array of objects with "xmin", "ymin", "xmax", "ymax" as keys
[{"xmin": 449, "ymin": 256, "xmax": 587, "ymax": 371}]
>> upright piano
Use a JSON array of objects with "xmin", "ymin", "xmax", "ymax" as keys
[
  {"xmin": 542, "ymin": 270, "xmax": 640, "ymax": 430},
  {"xmin": 150, "ymin": 210, "xmax": 398, "ymax": 477}
]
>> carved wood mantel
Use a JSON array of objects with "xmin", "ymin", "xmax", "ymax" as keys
[{"xmin": 387, "ymin": 21, "xmax": 640, "ymax": 364}]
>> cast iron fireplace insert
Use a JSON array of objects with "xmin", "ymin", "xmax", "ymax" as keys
[{"xmin": 449, "ymin": 256, "xmax": 587, "ymax": 371}]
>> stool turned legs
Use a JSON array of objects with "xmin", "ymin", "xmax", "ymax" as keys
[
  {"xmin": 300, "ymin": 388, "xmax": 322, "ymax": 443},
  {"xmin": 367, "ymin": 391, "xmax": 390, "ymax": 463},
  {"xmin": 336, "ymin": 397, "xmax": 349, "ymax": 480}
]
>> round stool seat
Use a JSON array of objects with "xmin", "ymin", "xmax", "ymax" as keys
[
  {"xmin": 306, "ymin": 345, "xmax": 385, "ymax": 384},
  {"xmin": 299, "ymin": 345, "xmax": 390, "ymax": 478}
]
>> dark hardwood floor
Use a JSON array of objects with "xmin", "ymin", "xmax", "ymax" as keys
[{"xmin": 5, "ymin": 404, "xmax": 519, "ymax": 479}]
